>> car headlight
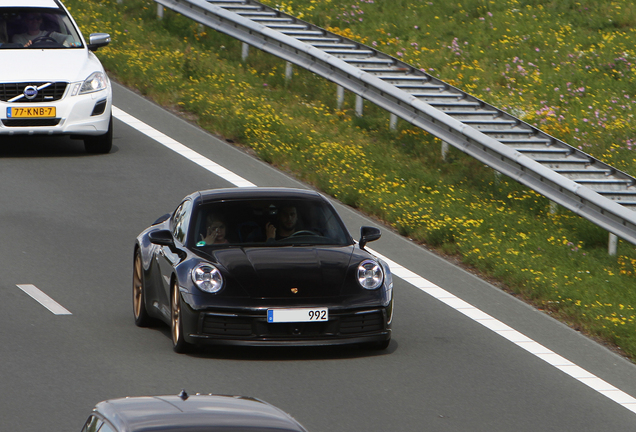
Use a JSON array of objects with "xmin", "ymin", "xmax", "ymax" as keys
[
  {"xmin": 357, "ymin": 259, "xmax": 384, "ymax": 290},
  {"xmin": 191, "ymin": 264, "xmax": 224, "ymax": 293},
  {"xmin": 78, "ymin": 72, "xmax": 108, "ymax": 95}
]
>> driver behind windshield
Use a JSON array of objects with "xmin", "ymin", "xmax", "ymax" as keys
[
  {"xmin": 12, "ymin": 13, "xmax": 72, "ymax": 47},
  {"xmin": 266, "ymin": 205, "xmax": 299, "ymax": 241}
]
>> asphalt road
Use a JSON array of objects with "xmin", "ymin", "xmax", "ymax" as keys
[{"xmin": 2, "ymin": 82, "xmax": 636, "ymax": 432}]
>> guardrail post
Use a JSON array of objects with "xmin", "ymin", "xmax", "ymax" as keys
[
  {"xmin": 609, "ymin": 233, "xmax": 618, "ymax": 256},
  {"xmin": 355, "ymin": 95, "xmax": 363, "ymax": 117},
  {"xmin": 157, "ymin": 4, "xmax": 164, "ymax": 19},
  {"xmin": 336, "ymin": 85, "xmax": 344, "ymax": 110},
  {"xmin": 549, "ymin": 201, "xmax": 558, "ymax": 214},
  {"xmin": 285, "ymin": 62, "xmax": 293, "ymax": 81},
  {"xmin": 441, "ymin": 141, "xmax": 449, "ymax": 160},
  {"xmin": 241, "ymin": 42, "xmax": 249, "ymax": 61},
  {"xmin": 390, "ymin": 113, "xmax": 398, "ymax": 131},
  {"xmin": 493, "ymin": 170, "xmax": 501, "ymax": 184}
]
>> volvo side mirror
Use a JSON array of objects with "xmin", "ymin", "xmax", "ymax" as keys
[{"xmin": 88, "ymin": 33, "xmax": 111, "ymax": 51}]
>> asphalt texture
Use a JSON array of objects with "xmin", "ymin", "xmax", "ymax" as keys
[{"xmin": 1, "ymin": 81, "xmax": 635, "ymax": 432}]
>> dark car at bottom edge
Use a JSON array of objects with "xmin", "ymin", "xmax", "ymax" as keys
[
  {"xmin": 82, "ymin": 391, "xmax": 308, "ymax": 432},
  {"xmin": 133, "ymin": 187, "xmax": 393, "ymax": 353}
]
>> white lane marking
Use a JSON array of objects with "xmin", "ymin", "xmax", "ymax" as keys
[
  {"xmin": 369, "ymin": 250, "xmax": 636, "ymax": 414},
  {"xmin": 113, "ymin": 105, "xmax": 636, "ymax": 415},
  {"xmin": 112, "ymin": 106, "xmax": 256, "ymax": 188},
  {"xmin": 16, "ymin": 284, "xmax": 72, "ymax": 315}
]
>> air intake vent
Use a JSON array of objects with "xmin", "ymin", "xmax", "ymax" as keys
[
  {"xmin": 202, "ymin": 315, "xmax": 253, "ymax": 336},
  {"xmin": 339, "ymin": 311, "xmax": 383, "ymax": 334},
  {"xmin": 1, "ymin": 119, "xmax": 61, "ymax": 127}
]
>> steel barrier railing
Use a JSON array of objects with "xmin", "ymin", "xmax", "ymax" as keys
[{"xmin": 153, "ymin": 0, "xmax": 636, "ymax": 248}]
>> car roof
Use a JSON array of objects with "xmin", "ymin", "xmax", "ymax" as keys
[
  {"xmin": 0, "ymin": 0, "xmax": 60, "ymax": 8},
  {"xmin": 195, "ymin": 187, "xmax": 325, "ymax": 204},
  {"xmin": 96, "ymin": 393, "xmax": 307, "ymax": 432}
]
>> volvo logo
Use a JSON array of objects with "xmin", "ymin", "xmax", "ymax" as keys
[{"xmin": 23, "ymin": 86, "xmax": 38, "ymax": 100}]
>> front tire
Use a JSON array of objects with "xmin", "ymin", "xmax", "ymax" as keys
[
  {"xmin": 84, "ymin": 114, "xmax": 113, "ymax": 154},
  {"xmin": 132, "ymin": 250, "xmax": 153, "ymax": 327},
  {"xmin": 171, "ymin": 280, "xmax": 192, "ymax": 353}
]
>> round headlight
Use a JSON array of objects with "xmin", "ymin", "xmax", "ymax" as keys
[
  {"xmin": 357, "ymin": 260, "xmax": 383, "ymax": 290},
  {"xmin": 191, "ymin": 264, "xmax": 224, "ymax": 293}
]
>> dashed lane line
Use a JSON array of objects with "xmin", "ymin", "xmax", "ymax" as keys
[{"xmin": 16, "ymin": 284, "xmax": 72, "ymax": 315}]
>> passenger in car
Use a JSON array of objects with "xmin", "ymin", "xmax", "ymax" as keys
[
  {"xmin": 199, "ymin": 213, "xmax": 230, "ymax": 245},
  {"xmin": 12, "ymin": 13, "xmax": 72, "ymax": 47}
]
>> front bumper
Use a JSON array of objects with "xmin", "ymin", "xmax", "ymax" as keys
[
  {"xmin": 182, "ymin": 304, "xmax": 393, "ymax": 347},
  {"xmin": 0, "ymin": 87, "xmax": 112, "ymax": 137}
]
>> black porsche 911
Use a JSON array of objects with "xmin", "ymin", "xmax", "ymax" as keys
[{"xmin": 132, "ymin": 187, "xmax": 393, "ymax": 353}]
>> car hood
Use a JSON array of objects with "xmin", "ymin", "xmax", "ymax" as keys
[
  {"xmin": 0, "ymin": 49, "xmax": 104, "ymax": 83},
  {"xmin": 211, "ymin": 246, "xmax": 359, "ymax": 299}
]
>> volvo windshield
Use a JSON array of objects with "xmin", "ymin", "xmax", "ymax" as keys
[{"xmin": 0, "ymin": 7, "xmax": 83, "ymax": 49}]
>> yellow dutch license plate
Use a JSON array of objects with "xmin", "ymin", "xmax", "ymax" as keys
[{"xmin": 7, "ymin": 106, "xmax": 56, "ymax": 118}]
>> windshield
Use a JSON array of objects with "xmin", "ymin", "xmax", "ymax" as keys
[
  {"xmin": 0, "ymin": 7, "xmax": 83, "ymax": 49},
  {"xmin": 191, "ymin": 198, "xmax": 353, "ymax": 248}
]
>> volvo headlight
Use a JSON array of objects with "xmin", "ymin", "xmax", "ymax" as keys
[
  {"xmin": 357, "ymin": 259, "xmax": 384, "ymax": 290},
  {"xmin": 79, "ymin": 72, "xmax": 108, "ymax": 95},
  {"xmin": 191, "ymin": 264, "xmax": 224, "ymax": 293}
]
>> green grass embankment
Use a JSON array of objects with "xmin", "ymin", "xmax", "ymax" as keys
[{"xmin": 66, "ymin": 0, "xmax": 636, "ymax": 360}]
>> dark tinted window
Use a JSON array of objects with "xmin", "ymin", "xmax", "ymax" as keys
[
  {"xmin": 81, "ymin": 416, "xmax": 102, "ymax": 432},
  {"xmin": 191, "ymin": 198, "xmax": 352, "ymax": 247},
  {"xmin": 171, "ymin": 199, "xmax": 193, "ymax": 244}
]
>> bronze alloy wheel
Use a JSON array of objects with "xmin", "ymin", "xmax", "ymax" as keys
[
  {"xmin": 171, "ymin": 280, "xmax": 190, "ymax": 353},
  {"xmin": 171, "ymin": 282, "xmax": 181, "ymax": 345},
  {"xmin": 132, "ymin": 250, "xmax": 152, "ymax": 327},
  {"xmin": 133, "ymin": 254, "xmax": 143, "ymax": 319}
]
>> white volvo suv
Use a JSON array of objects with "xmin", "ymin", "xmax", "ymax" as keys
[{"xmin": 0, "ymin": 0, "xmax": 113, "ymax": 153}]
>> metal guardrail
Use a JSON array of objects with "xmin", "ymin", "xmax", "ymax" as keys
[{"xmin": 154, "ymin": 0, "xmax": 636, "ymax": 247}]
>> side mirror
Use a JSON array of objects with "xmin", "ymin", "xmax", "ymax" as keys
[
  {"xmin": 88, "ymin": 33, "xmax": 111, "ymax": 52},
  {"xmin": 359, "ymin": 226, "xmax": 381, "ymax": 250},
  {"xmin": 148, "ymin": 229, "xmax": 175, "ymax": 247}
]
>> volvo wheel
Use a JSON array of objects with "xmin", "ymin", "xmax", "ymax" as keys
[{"xmin": 84, "ymin": 114, "xmax": 113, "ymax": 154}]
